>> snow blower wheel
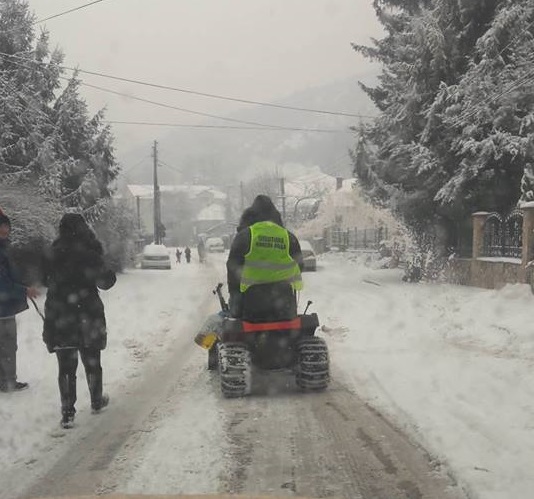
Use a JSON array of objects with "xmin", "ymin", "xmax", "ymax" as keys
[
  {"xmin": 295, "ymin": 336, "xmax": 330, "ymax": 391},
  {"xmin": 218, "ymin": 342, "xmax": 252, "ymax": 398}
]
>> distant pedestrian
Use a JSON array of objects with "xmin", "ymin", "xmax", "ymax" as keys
[
  {"xmin": 185, "ymin": 246, "xmax": 191, "ymax": 263},
  {"xmin": 197, "ymin": 240, "xmax": 206, "ymax": 263},
  {"xmin": 0, "ymin": 209, "xmax": 39, "ymax": 392},
  {"xmin": 175, "ymin": 248, "xmax": 182, "ymax": 264},
  {"xmin": 42, "ymin": 214, "xmax": 116, "ymax": 429}
]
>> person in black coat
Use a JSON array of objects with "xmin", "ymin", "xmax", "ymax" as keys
[
  {"xmin": 227, "ymin": 195, "xmax": 303, "ymax": 317},
  {"xmin": 184, "ymin": 246, "xmax": 191, "ymax": 263},
  {"xmin": 43, "ymin": 214, "xmax": 116, "ymax": 429},
  {"xmin": 197, "ymin": 239, "xmax": 206, "ymax": 263},
  {"xmin": 0, "ymin": 210, "xmax": 39, "ymax": 392}
]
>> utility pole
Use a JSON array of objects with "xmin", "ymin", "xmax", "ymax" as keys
[
  {"xmin": 136, "ymin": 196, "xmax": 141, "ymax": 230},
  {"xmin": 279, "ymin": 176, "xmax": 286, "ymax": 224},
  {"xmin": 152, "ymin": 140, "xmax": 161, "ymax": 244}
]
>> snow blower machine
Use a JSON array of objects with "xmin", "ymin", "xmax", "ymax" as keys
[{"xmin": 195, "ymin": 283, "xmax": 330, "ymax": 398}]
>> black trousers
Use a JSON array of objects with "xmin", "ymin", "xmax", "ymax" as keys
[
  {"xmin": 56, "ymin": 348, "xmax": 103, "ymax": 415},
  {"xmin": 0, "ymin": 317, "xmax": 17, "ymax": 388}
]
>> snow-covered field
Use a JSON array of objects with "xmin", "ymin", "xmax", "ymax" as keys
[
  {"xmin": 1, "ymin": 251, "xmax": 533, "ymax": 498},
  {"xmin": 303, "ymin": 254, "xmax": 534, "ymax": 499}
]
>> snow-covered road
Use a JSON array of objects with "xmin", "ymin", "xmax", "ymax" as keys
[
  {"xmin": 303, "ymin": 254, "xmax": 534, "ymax": 499},
  {"xmin": 1, "ymin": 252, "xmax": 531, "ymax": 498},
  {"xmin": 0, "ymin": 257, "xmax": 217, "ymax": 498}
]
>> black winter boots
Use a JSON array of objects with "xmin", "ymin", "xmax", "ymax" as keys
[
  {"xmin": 91, "ymin": 393, "xmax": 109, "ymax": 414},
  {"xmin": 58, "ymin": 371, "xmax": 109, "ymax": 428},
  {"xmin": 87, "ymin": 371, "xmax": 108, "ymax": 412},
  {"xmin": 58, "ymin": 373, "xmax": 77, "ymax": 429}
]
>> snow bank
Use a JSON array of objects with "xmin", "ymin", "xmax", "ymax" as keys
[{"xmin": 302, "ymin": 255, "xmax": 534, "ymax": 499}]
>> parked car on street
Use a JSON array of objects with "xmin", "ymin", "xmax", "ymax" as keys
[
  {"xmin": 141, "ymin": 244, "xmax": 171, "ymax": 269},
  {"xmin": 205, "ymin": 237, "xmax": 225, "ymax": 253},
  {"xmin": 300, "ymin": 239, "xmax": 317, "ymax": 271}
]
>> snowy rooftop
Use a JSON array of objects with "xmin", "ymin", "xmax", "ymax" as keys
[
  {"xmin": 196, "ymin": 203, "xmax": 226, "ymax": 221},
  {"xmin": 280, "ymin": 171, "xmax": 357, "ymax": 214},
  {"xmin": 284, "ymin": 171, "xmax": 339, "ymax": 199},
  {"xmin": 127, "ymin": 184, "xmax": 226, "ymax": 201}
]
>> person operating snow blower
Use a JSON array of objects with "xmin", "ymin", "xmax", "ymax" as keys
[
  {"xmin": 195, "ymin": 196, "xmax": 330, "ymax": 397},
  {"xmin": 227, "ymin": 195, "xmax": 304, "ymax": 319},
  {"xmin": 195, "ymin": 195, "xmax": 304, "ymax": 348}
]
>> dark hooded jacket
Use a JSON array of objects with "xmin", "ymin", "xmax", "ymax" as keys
[
  {"xmin": 42, "ymin": 214, "xmax": 116, "ymax": 353},
  {"xmin": 0, "ymin": 239, "xmax": 28, "ymax": 318},
  {"xmin": 227, "ymin": 195, "xmax": 303, "ymax": 295},
  {"xmin": 236, "ymin": 195, "xmax": 284, "ymax": 232}
]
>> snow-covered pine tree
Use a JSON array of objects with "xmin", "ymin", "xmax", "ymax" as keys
[
  {"xmin": 352, "ymin": 0, "xmax": 459, "ymax": 235},
  {"xmin": 350, "ymin": 124, "xmax": 389, "ymax": 204},
  {"xmin": 352, "ymin": 0, "xmax": 533, "ymax": 249},
  {"xmin": 0, "ymin": 184, "xmax": 61, "ymax": 245},
  {"xmin": 437, "ymin": 0, "xmax": 534, "ymax": 214},
  {"xmin": 51, "ymin": 75, "xmax": 119, "ymax": 214},
  {"xmin": 0, "ymin": 0, "xmax": 63, "ymax": 185},
  {"xmin": 0, "ymin": 0, "xmax": 128, "ymax": 266}
]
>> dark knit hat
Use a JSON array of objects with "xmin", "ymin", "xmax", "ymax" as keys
[{"xmin": 0, "ymin": 208, "xmax": 11, "ymax": 227}]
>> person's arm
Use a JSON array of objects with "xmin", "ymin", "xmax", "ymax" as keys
[
  {"xmin": 288, "ymin": 232, "xmax": 304, "ymax": 271},
  {"xmin": 97, "ymin": 267, "xmax": 116, "ymax": 290},
  {"xmin": 94, "ymin": 250, "xmax": 117, "ymax": 290},
  {"xmin": 226, "ymin": 229, "xmax": 250, "ymax": 294}
]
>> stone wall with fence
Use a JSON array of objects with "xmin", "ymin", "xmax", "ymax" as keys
[{"xmin": 449, "ymin": 203, "xmax": 534, "ymax": 290}]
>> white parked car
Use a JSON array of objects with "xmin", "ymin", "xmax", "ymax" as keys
[
  {"xmin": 205, "ymin": 237, "xmax": 225, "ymax": 253},
  {"xmin": 141, "ymin": 244, "xmax": 171, "ymax": 269},
  {"xmin": 300, "ymin": 240, "xmax": 317, "ymax": 271}
]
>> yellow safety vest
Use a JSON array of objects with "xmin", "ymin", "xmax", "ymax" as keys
[{"xmin": 240, "ymin": 221, "xmax": 303, "ymax": 293}]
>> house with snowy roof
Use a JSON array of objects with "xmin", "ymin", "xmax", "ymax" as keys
[{"xmin": 121, "ymin": 183, "xmax": 228, "ymax": 245}]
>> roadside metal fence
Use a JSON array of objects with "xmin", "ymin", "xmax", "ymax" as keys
[{"xmin": 323, "ymin": 226, "xmax": 389, "ymax": 251}]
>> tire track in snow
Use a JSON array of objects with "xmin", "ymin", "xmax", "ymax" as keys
[{"xmin": 218, "ymin": 372, "xmax": 465, "ymax": 499}]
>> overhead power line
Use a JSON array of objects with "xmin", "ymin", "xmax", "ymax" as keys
[
  {"xmin": 444, "ymin": 19, "xmax": 534, "ymax": 128},
  {"xmin": 159, "ymin": 161, "xmax": 182, "ymax": 174},
  {"xmin": 0, "ymin": 0, "xmax": 113, "ymax": 35},
  {"xmin": 59, "ymin": 69, "xmax": 372, "ymax": 118},
  {"xmin": 123, "ymin": 155, "xmax": 151, "ymax": 173},
  {"xmin": 5, "ymin": 54, "xmax": 358, "ymax": 130},
  {"xmin": 496, "ymin": 18, "xmax": 534, "ymax": 59},
  {"xmin": 0, "ymin": 51, "xmax": 374, "ymax": 120},
  {"xmin": 448, "ymin": 65, "xmax": 534, "ymax": 129},
  {"xmin": 33, "ymin": 0, "xmax": 112, "ymax": 25},
  {"xmin": 105, "ymin": 120, "xmax": 350, "ymax": 133},
  {"xmin": 60, "ymin": 75, "xmax": 353, "ymax": 130},
  {"xmin": 67, "ymin": 78, "xmax": 298, "ymax": 129}
]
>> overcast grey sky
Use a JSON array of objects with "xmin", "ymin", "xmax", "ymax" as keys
[{"xmin": 30, "ymin": 0, "xmax": 382, "ymax": 158}]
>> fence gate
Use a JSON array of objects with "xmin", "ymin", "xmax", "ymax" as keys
[{"xmin": 482, "ymin": 210, "xmax": 522, "ymax": 258}]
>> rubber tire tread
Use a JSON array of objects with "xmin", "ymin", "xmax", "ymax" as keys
[
  {"xmin": 219, "ymin": 342, "xmax": 252, "ymax": 398},
  {"xmin": 296, "ymin": 336, "xmax": 330, "ymax": 391}
]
